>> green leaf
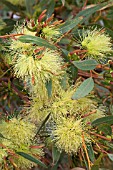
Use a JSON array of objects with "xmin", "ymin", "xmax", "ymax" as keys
[
  {"xmin": 25, "ymin": 0, "xmax": 35, "ymax": 15},
  {"xmin": 70, "ymin": 65, "xmax": 78, "ymax": 81},
  {"xmin": 52, "ymin": 146, "xmax": 61, "ymax": 164},
  {"xmin": 60, "ymin": 73, "xmax": 67, "ymax": 90},
  {"xmin": 0, "ymin": 0, "xmax": 25, "ymax": 12},
  {"xmin": 45, "ymin": 79, "xmax": 52, "ymax": 97},
  {"xmin": 93, "ymin": 153, "xmax": 103, "ymax": 165},
  {"xmin": 60, "ymin": 16, "xmax": 83, "ymax": 34},
  {"xmin": 72, "ymin": 77, "xmax": 94, "ymax": 100},
  {"xmin": 16, "ymin": 152, "xmax": 47, "ymax": 168},
  {"xmin": 46, "ymin": 0, "xmax": 55, "ymax": 18},
  {"xmin": 73, "ymin": 60, "xmax": 98, "ymax": 70},
  {"xmin": 0, "ymin": 19, "xmax": 6, "ymax": 30},
  {"xmin": 60, "ymin": 2, "xmax": 108, "ymax": 34},
  {"xmin": 0, "ymin": 19, "xmax": 16, "ymax": 35},
  {"xmin": 76, "ymin": 3, "xmax": 106, "ymax": 18},
  {"xmin": 97, "ymin": 124, "xmax": 112, "ymax": 136},
  {"xmin": 105, "ymin": 142, "xmax": 113, "ymax": 149},
  {"xmin": 51, "ymin": 146, "xmax": 63, "ymax": 170},
  {"xmin": 92, "ymin": 116, "xmax": 113, "ymax": 126},
  {"xmin": 107, "ymin": 154, "xmax": 113, "ymax": 161},
  {"xmin": 91, "ymin": 165, "xmax": 99, "ymax": 170},
  {"xmin": 87, "ymin": 144, "xmax": 95, "ymax": 163},
  {"xmin": 36, "ymin": 113, "xmax": 51, "ymax": 135},
  {"xmin": 18, "ymin": 35, "xmax": 57, "ymax": 50},
  {"xmin": 61, "ymin": 49, "xmax": 70, "ymax": 62}
]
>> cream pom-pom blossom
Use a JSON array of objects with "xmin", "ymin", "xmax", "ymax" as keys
[
  {"xmin": 13, "ymin": 48, "xmax": 63, "ymax": 82},
  {"xmin": 52, "ymin": 117, "xmax": 89, "ymax": 154},
  {"xmin": 45, "ymin": 87, "xmax": 105, "ymax": 155},
  {"xmin": 9, "ymin": 24, "xmax": 64, "ymax": 91},
  {"xmin": 0, "ymin": 118, "xmax": 43, "ymax": 169},
  {"xmin": 50, "ymin": 87, "xmax": 105, "ymax": 123},
  {"xmin": 78, "ymin": 28, "xmax": 112, "ymax": 58}
]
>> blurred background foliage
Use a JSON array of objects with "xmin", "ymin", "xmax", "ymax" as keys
[{"xmin": 0, "ymin": 0, "xmax": 113, "ymax": 170}]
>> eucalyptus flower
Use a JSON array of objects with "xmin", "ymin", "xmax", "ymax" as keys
[
  {"xmin": 79, "ymin": 28, "xmax": 112, "ymax": 58},
  {"xmin": 51, "ymin": 88, "xmax": 76, "ymax": 118},
  {"xmin": 13, "ymin": 48, "xmax": 63, "ymax": 85},
  {"xmin": 50, "ymin": 87, "xmax": 94, "ymax": 118},
  {"xmin": 26, "ymin": 79, "xmax": 63, "ymax": 123},
  {"xmin": 8, "ymin": 23, "xmax": 64, "ymax": 95},
  {"xmin": 27, "ymin": 96, "xmax": 49, "ymax": 124},
  {"xmin": 0, "ymin": 118, "xmax": 43, "ymax": 169},
  {"xmin": 52, "ymin": 117, "xmax": 89, "ymax": 154},
  {"xmin": 50, "ymin": 86, "xmax": 105, "ymax": 124},
  {"xmin": 0, "ymin": 118, "xmax": 36, "ymax": 147}
]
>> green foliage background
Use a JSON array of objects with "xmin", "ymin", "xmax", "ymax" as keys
[{"xmin": 0, "ymin": 0, "xmax": 113, "ymax": 170}]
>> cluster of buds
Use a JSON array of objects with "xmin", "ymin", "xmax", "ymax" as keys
[{"xmin": 26, "ymin": 10, "xmax": 62, "ymax": 42}]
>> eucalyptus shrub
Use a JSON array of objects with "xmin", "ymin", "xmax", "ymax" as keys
[{"xmin": 0, "ymin": 0, "xmax": 113, "ymax": 170}]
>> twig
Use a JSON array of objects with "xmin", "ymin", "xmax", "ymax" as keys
[
  {"xmin": 82, "ymin": 0, "xmax": 88, "ymax": 10},
  {"xmin": 94, "ymin": 79, "xmax": 111, "ymax": 90},
  {"xmin": 11, "ymin": 82, "xmax": 29, "ymax": 103},
  {"xmin": 0, "ymin": 34, "xmax": 24, "ymax": 39},
  {"xmin": 81, "ymin": 110, "xmax": 96, "ymax": 118},
  {"xmin": 90, "ymin": 132, "xmax": 111, "ymax": 141},
  {"xmin": 82, "ymin": 132, "xmax": 91, "ymax": 170},
  {"xmin": 78, "ymin": 70, "xmax": 103, "ymax": 79}
]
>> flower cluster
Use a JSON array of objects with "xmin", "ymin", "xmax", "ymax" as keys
[
  {"xmin": 26, "ymin": 84, "xmax": 105, "ymax": 154},
  {"xmin": 3, "ymin": 17, "xmax": 110, "ymax": 169},
  {"xmin": 9, "ymin": 23, "xmax": 64, "ymax": 95},
  {"xmin": 52, "ymin": 117, "xmax": 89, "ymax": 154},
  {"xmin": 50, "ymin": 87, "xmax": 105, "ymax": 121},
  {"xmin": 0, "ymin": 118, "xmax": 43, "ymax": 169},
  {"xmin": 79, "ymin": 28, "xmax": 112, "ymax": 59}
]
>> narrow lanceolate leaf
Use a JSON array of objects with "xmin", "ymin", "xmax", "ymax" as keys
[
  {"xmin": 60, "ymin": 2, "xmax": 108, "ymax": 34},
  {"xmin": 60, "ymin": 16, "xmax": 83, "ymax": 34},
  {"xmin": 25, "ymin": 0, "xmax": 35, "ymax": 15},
  {"xmin": 46, "ymin": 0, "xmax": 55, "ymax": 18},
  {"xmin": 16, "ymin": 152, "xmax": 47, "ymax": 168},
  {"xmin": 72, "ymin": 77, "xmax": 94, "ymax": 100},
  {"xmin": 51, "ymin": 146, "xmax": 63, "ymax": 170},
  {"xmin": 97, "ymin": 124, "xmax": 112, "ymax": 136},
  {"xmin": 92, "ymin": 116, "xmax": 113, "ymax": 126},
  {"xmin": 18, "ymin": 35, "xmax": 57, "ymax": 50},
  {"xmin": 73, "ymin": 60, "xmax": 98, "ymax": 70},
  {"xmin": 36, "ymin": 113, "xmax": 51, "ymax": 135},
  {"xmin": 0, "ymin": 0, "xmax": 24, "ymax": 12},
  {"xmin": 52, "ymin": 146, "xmax": 61, "ymax": 164},
  {"xmin": 107, "ymin": 154, "xmax": 113, "ymax": 161},
  {"xmin": 45, "ymin": 79, "xmax": 52, "ymax": 97},
  {"xmin": 87, "ymin": 144, "xmax": 95, "ymax": 163}
]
